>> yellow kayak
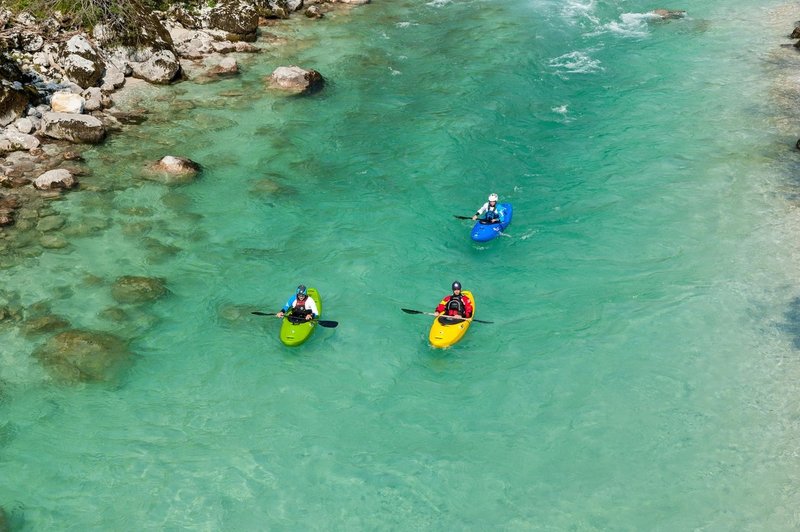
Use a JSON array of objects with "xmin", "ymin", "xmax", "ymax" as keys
[{"xmin": 428, "ymin": 290, "xmax": 475, "ymax": 348}]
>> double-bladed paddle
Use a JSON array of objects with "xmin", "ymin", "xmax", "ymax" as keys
[
  {"xmin": 401, "ymin": 308, "xmax": 493, "ymax": 324},
  {"xmin": 453, "ymin": 215, "xmax": 474, "ymax": 220},
  {"xmin": 251, "ymin": 311, "xmax": 338, "ymax": 328}
]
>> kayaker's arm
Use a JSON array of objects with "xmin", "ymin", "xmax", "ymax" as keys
[
  {"xmin": 306, "ymin": 297, "xmax": 320, "ymax": 319},
  {"xmin": 277, "ymin": 295, "xmax": 296, "ymax": 317}
]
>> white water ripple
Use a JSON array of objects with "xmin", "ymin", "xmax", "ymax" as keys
[{"xmin": 548, "ymin": 50, "xmax": 603, "ymax": 76}]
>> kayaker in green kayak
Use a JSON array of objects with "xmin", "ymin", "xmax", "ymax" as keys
[{"xmin": 277, "ymin": 284, "xmax": 319, "ymax": 323}]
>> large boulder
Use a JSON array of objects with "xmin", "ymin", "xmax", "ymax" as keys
[
  {"xmin": 0, "ymin": 56, "xmax": 31, "ymax": 126},
  {"xmin": 266, "ymin": 65, "xmax": 324, "ymax": 94},
  {"xmin": 111, "ymin": 275, "xmax": 168, "ymax": 303},
  {"xmin": 99, "ymin": 4, "xmax": 182, "ymax": 84},
  {"xmin": 50, "ymin": 91, "xmax": 85, "ymax": 113},
  {"xmin": 33, "ymin": 329, "xmax": 132, "ymax": 382},
  {"xmin": 58, "ymin": 35, "xmax": 105, "ymax": 88},
  {"xmin": 651, "ymin": 9, "xmax": 686, "ymax": 20},
  {"xmin": 169, "ymin": 26, "xmax": 216, "ymax": 57},
  {"xmin": 207, "ymin": 57, "xmax": 239, "ymax": 77},
  {"xmin": 207, "ymin": 0, "xmax": 260, "ymax": 41},
  {"xmin": 34, "ymin": 169, "xmax": 77, "ymax": 190},
  {"xmin": 145, "ymin": 156, "xmax": 201, "ymax": 185},
  {"xmin": 0, "ymin": 130, "xmax": 40, "ymax": 153},
  {"xmin": 255, "ymin": 0, "xmax": 305, "ymax": 18},
  {"xmin": 41, "ymin": 112, "xmax": 106, "ymax": 143}
]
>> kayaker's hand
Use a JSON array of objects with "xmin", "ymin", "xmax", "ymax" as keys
[
  {"xmin": 434, "ymin": 311, "xmax": 440, "ymax": 317},
  {"xmin": 471, "ymin": 215, "xmax": 477, "ymax": 221},
  {"xmin": 277, "ymin": 311, "xmax": 285, "ymax": 318},
  {"xmin": 305, "ymin": 314, "xmax": 312, "ymax": 321}
]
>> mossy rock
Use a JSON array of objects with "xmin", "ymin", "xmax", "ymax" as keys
[
  {"xmin": 22, "ymin": 315, "xmax": 71, "ymax": 337},
  {"xmin": 33, "ymin": 329, "xmax": 132, "ymax": 382},
  {"xmin": 111, "ymin": 275, "xmax": 168, "ymax": 304}
]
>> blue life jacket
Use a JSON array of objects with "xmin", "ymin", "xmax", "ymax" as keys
[{"xmin": 484, "ymin": 204, "xmax": 500, "ymax": 222}]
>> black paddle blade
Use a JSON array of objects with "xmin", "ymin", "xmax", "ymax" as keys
[
  {"xmin": 252, "ymin": 311, "xmax": 274, "ymax": 316},
  {"xmin": 317, "ymin": 320, "xmax": 338, "ymax": 328},
  {"xmin": 453, "ymin": 215, "xmax": 473, "ymax": 220},
  {"xmin": 401, "ymin": 308, "xmax": 424, "ymax": 315}
]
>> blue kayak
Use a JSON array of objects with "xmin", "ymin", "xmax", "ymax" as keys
[{"xmin": 471, "ymin": 203, "xmax": 512, "ymax": 242}]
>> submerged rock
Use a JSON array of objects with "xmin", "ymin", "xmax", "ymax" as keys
[
  {"xmin": 22, "ymin": 314, "xmax": 71, "ymax": 336},
  {"xmin": 266, "ymin": 65, "xmax": 324, "ymax": 94},
  {"xmin": 33, "ymin": 329, "xmax": 132, "ymax": 382},
  {"xmin": 111, "ymin": 275, "xmax": 168, "ymax": 303},
  {"xmin": 145, "ymin": 156, "xmax": 201, "ymax": 185},
  {"xmin": 207, "ymin": 57, "xmax": 239, "ymax": 77},
  {"xmin": 651, "ymin": 9, "xmax": 686, "ymax": 20}
]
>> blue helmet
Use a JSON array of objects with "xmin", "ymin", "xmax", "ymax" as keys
[{"xmin": 296, "ymin": 284, "xmax": 307, "ymax": 296}]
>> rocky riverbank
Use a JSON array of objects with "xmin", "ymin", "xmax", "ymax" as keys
[
  {"xmin": 0, "ymin": 0, "xmax": 362, "ymax": 234},
  {"xmin": 0, "ymin": 0, "xmax": 366, "ymax": 397}
]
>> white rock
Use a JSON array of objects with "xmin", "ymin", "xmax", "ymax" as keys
[
  {"xmin": 51, "ymin": 92, "xmax": 85, "ymax": 114},
  {"xmin": 32, "ymin": 51, "xmax": 50, "ymax": 67},
  {"xmin": 131, "ymin": 49, "xmax": 182, "ymax": 84},
  {"xmin": 0, "ymin": 130, "xmax": 40, "ymax": 152},
  {"xmin": 64, "ymin": 34, "xmax": 95, "ymax": 55},
  {"xmin": 13, "ymin": 117, "xmax": 34, "ymax": 134},
  {"xmin": 34, "ymin": 169, "xmax": 77, "ymax": 190},
  {"xmin": 100, "ymin": 63, "xmax": 126, "ymax": 92},
  {"xmin": 82, "ymin": 87, "xmax": 103, "ymax": 111},
  {"xmin": 41, "ymin": 112, "xmax": 105, "ymax": 143}
]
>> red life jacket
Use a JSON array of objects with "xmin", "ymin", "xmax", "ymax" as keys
[
  {"xmin": 293, "ymin": 297, "xmax": 307, "ymax": 311},
  {"xmin": 445, "ymin": 295, "xmax": 465, "ymax": 316}
]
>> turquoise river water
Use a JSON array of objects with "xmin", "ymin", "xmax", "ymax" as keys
[{"xmin": 3, "ymin": 0, "xmax": 800, "ymax": 529}]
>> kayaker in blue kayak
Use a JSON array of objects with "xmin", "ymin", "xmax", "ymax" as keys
[
  {"xmin": 472, "ymin": 193, "xmax": 505, "ymax": 223},
  {"xmin": 434, "ymin": 281, "xmax": 474, "ymax": 319},
  {"xmin": 277, "ymin": 284, "xmax": 319, "ymax": 322}
]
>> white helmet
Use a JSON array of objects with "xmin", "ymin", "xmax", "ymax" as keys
[{"xmin": 488, "ymin": 193, "xmax": 499, "ymax": 202}]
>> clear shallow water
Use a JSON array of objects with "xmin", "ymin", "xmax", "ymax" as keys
[{"xmin": 3, "ymin": 0, "xmax": 800, "ymax": 529}]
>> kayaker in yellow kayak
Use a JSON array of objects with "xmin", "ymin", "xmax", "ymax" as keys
[
  {"xmin": 434, "ymin": 281, "xmax": 473, "ymax": 321},
  {"xmin": 277, "ymin": 284, "xmax": 319, "ymax": 322}
]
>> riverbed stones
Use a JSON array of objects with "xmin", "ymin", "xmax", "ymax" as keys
[
  {"xmin": 33, "ymin": 329, "xmax": 132, "ymax": 382},
  {"xmin": 36, "ymin": 214, "xmax": 66, "ymax": 232},
  {"xmin": 111, "ymin": 275, "xmax": 168, "ymax": 303},
  {"xmin": 22, "ymin": 314, "xmax": 71, "ymax": 336}
]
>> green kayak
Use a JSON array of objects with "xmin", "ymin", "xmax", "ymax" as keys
[{"xmin": 279, "ymin": 287, "xmax": 321, "ymax": 347}]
